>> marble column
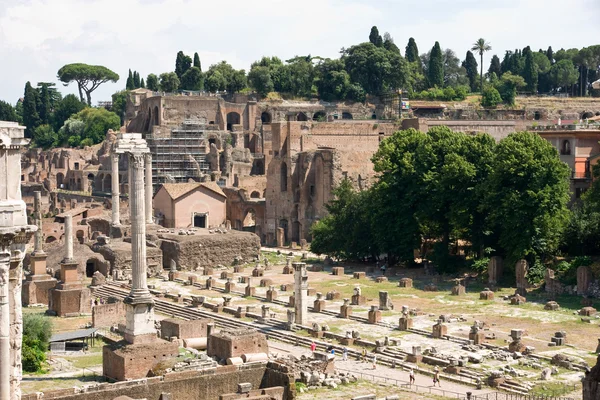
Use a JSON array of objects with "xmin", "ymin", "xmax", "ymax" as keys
[
  {"xmin": 144, "ymin": 154, "xmax": 153, "ymax": 224},
  {"xmin": 63, "ymin": 214, "xmax": 73, "ymax": 262},
  {"xmin": 0, "ymin": 249, "xmax": 10, "ymax": 400},
  {"xmin": 111, "ymin": 154, "xmax": 120, "ymax": 226},
  {"xmin": 32, "ymin": 192, "xmax": 44, "ymax": 256},
  {"xmin": 293, "ymin": 262, "xmax": 308, "ymax": 326},
  {"xmin": 123, "ymin": 152, "xmax": 155, "ymax": 343}
]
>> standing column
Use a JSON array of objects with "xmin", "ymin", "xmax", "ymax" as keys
[
  {"xmin": 293, "ymin": 262, "xmax": 307, "ymax": 326},
  {"xmin": 63, "ymin": 214, "xmax": 73, "ymax": 262},
  {"xmin": 145, "ymin": 154, "xmax": 153, "ymax": 224},
  {"xmin": 0, "ymin": 249, "xmax": 11, "ymax": 400},
  {"xmin": 111, "ymin": 154, "xmax": 120, "ymax": 226},
  {"xmin": 123, "ymin": 152, "xmax": 155, "ymax": 343},
  {"xmin": 33, "ymin": 192, "xmax": 44, "ymax": 256}
]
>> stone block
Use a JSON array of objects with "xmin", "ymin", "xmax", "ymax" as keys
[
  {"xmin": 544, "ymin": 301, "xmax": 560, "ymax": 310},
  {"xmin": 332, "ymin": 267, "xmax": 345, "ymax": 276},
  {"xmin": 451, "ymin": 285, "xmax": 466, "ymax": 296},
  {"xmin": 353, "ymin": 271, "xmax": 366, "ymax": 279},
  {"xmin": 340, "ymin": 304, "xmax": 353, "ymax": 318},
  {"xmin": 233, "ymin": 265, "xmax": 244, "ymax": 273},
  {"xmin": 260, "ymin": 278, "xmax": 273, "ymax": 287},
  {"xmin": 245, "ymin": 286, "xmax": 255, "ymax": 297},
  {"xmin": 282, "ymin": 265, "xmax": 294, "ymax": 274},
  {"xmin": 580, "ymin": 307, "xmax": 597, "ymax": 316},
  {"xmin": 221, "ymin": 271, "xmax": 234, "ymax": 280},
  {"xmin": 313, "ymin": 299, "xmax": 326, "ymax": 313},
  {"xmin": 399, "ymin": 317, "xmax": 413, "ymax": 331},
  {"xmin": 368, "ymin": 306, "xmax": 381, "ymax": 324},
  {"xmin": 252, "ymin": 267, "xmax": 264, "ymax": 277},
  {"xmin": 423, "ymin": 283, "xmax": 438, "ymax": 292},
  {"xmin": 188, "ymin": 275, "xmax": 197, "ymax": 285},
  {"xmin": 288, "ymin": 294, "xmax": 295, "ymax": 308},
  {"xmin": 224, "ymin": 281, "xmax": 235, "ymax": 293},
  {"xmin": 375, "ymin": 276, "xmax": 388, "ymax": 283},
  {"xmin": 351, "ymin": 294, "xmax": 366, "ymax": 306},
  {"xmin": 307, "ymin": 288, "xmax": 317, "ymax": 296},
  {"xmin": 326, "ymin": 290, "xmax": 341, "ymax": 300},
  {"xmin": 266, "ymin": 287, "xmax": 278, "ymax": 302},
  {"xmin": 203, "ymin": 267, "xmax": 213, "ymax": 276},
  {"xmin": 103, "ymin": 340, "xmax": 179, "ymax": 381},
  {"xmin": 480, "ymin": 288, "xmax": 494, "ymax": 300},
  {"xmin": 511, "ymin": 294, "xmax": 526, "ymax": 305},
  {"xmin": 49, "ymin": 287, "xmax": 91, "ymax": 317},
  {"xmin": 398, "ymin": 278, "xmax": 413, "ymax": 288},
  {"xmin": 469, "ymin": 331, "xmax": 486, "ymax": 345},
  {"xmin": 432, "ymin": 321, "xmax": 448, "ymax": 338}
]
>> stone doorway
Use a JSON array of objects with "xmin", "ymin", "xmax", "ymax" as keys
[{"xmin": 193, "ymin": 213, "xmax": 207, "ymax": 228}]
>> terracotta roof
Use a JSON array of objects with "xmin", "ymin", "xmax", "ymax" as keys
[{"xmin": 159, "ymin": 182, "xmax": 226, "ymax": 201}]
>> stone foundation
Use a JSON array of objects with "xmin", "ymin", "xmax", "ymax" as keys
[
  {"xmin": 398, "ymin": 278, "xmax": 413, "ymax": 288},
  {"xmin": 102, "ymin": 339, "xmax": 179, "ymax": 381},
  {"xmin": 22, "ymin": 277, "xmax": 56, "ymax": 306},
  {"xmin": 331, "ymin": 267, "xmax": 344, "ymax": 276},
  {"xmin": 49, "ymin": 286, "xmax": 91, "ymax": 317}
]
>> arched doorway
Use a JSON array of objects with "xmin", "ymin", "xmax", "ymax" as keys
[
  {"xmin": 292, "ymin": 221, "xmax": 301, "ymax": 242},
  {"xmin": 86, "ymin": 259, "xmax": 96, "ymax": 277},
  {"xmin": 227, "ymin": 112, "xmax": 241, "ymax": 131},
  {"xmin": 279, "ymin": 219, "xmax": 289, "ymax": 244},
  {"xmin": 342, "ymin": 112, "xmax": 353, "ymax": 120},
  {"xmin": 250, "ymin": 191, "xmax": 261, "ymax": 199},
  {"xmin": 56, "ymin": 173, "xmax": 64, "ymax": 189},
  {"xmin": 76, "ymin": 230, "xmax": 85, "ymax": 244},
  {"xmin": 297, "ymin": 112, "xmax": 308, "ymax": 122},
  {"xmin": 561, "ymin": 140, "xmax": 571, "ymax": 155},
  {"xmin": 534, "ymin": 111, "xmax": 541, "ymax": 120},
  {"xmin": 251, "ymin": 159, "xmax": 264, "ymax": 175},
  {"xmin": 280, "ymin": 162, "xmax": 287, "ymax": 192},
  {"xmin": 46, "ymin": 236, "xmax": 57, "ymax": 244},
  {"xmin": 313, "ymin": 111, "xmax": 326, "ymax": 121},
  {"xmin": 242, "ymin": 209, "xmax": 256, "ymax": 233},
  {"xmin": 261, "ymin": 112, "xmax": 272, "ymax": 124},
  {"xmin": 154, "ymin": 106, "xmax": 159, "ymax": 125}
]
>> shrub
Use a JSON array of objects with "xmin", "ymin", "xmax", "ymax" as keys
[
  {"xmin": 481, "ymin": 87, "xmax": 502, "ymax": 108},
  {"xmin": 470, "ymin": 257, "xmax": 490, "ymax": 274},
  {"xmin": 22, "ymin": 313, "xmax": 52, "ymax": 373}
]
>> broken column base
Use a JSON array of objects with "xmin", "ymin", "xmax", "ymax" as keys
[
  {"xmin": 351, "ymin": 294, "xmax": 366, "ymax": 306},
  {"xmin": 102, "ymin": 339, "xmax": 179, "ymax": 381},
  {"xmin": 469, "ymin": 331, "xmax": 486, "ymax": 345},
  {"xmin": 368, "ymin": 307, "xmax": 381, "ymax": 324},
  {"xmin": 399, "ymin": 317, "xmax": 413, "ymax": 331},
  {"xmin": 432, "ymin": 323, "xmax": 448, "ymax": 339},
  {"xmin": 22, "ymin": 276, "xmax": 57, "ymax": 306},
  {"xmin": 406, "ymin": 354, "xmax": 423, "ymax": 363},
  {"xmin": 339, "ymin": 305, "xmax": 352, "ymax": 319},
  {"xmin": 48, "ymin": 286, "xmax": 91, "ymax": 317},
  {"xmin": 313, "ymin": 300, "xmax": 326, "ymax": 313}
]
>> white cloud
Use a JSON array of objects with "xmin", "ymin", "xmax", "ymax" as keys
[{"xmin": 0, "ymin": 0, "xmax": 598, "ymax": 104}]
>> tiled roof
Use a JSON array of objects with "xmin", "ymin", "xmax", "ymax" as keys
[{"xmin": 160, "ymin": 182, "xmax": 226, "ymax": 200}]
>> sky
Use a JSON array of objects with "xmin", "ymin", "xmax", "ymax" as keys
[{"xmin": 1, "ymin": 0, "xmax": 599, "ymax": 104}]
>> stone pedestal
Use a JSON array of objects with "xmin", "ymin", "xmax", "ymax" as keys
[
  {"xmin": 351, "ymin": 294, "xmax": 366, "ymax": 306},
  {"xmin": 221, "ymin": 271, "xmax": 234, "ymax": 280},
  {"xmin": 245, "ymin": 285, "xmax": 255, "ymax": 297},
  {"xmin": 368, "ymin": 306, "xmax": 381, "ymax": 324},
  {"xmin": 293, "ymin": 262, "xmax": 308, "ymax": 326},
  {"xmin": 432, "ymin": 320, "xmax": 448, "ymax": 338},
  {"xmin": 353, "ymin": 272, "xmax": 366, "ymax": 279},
  {"xmin": 511, "ymin": 294, "xmax": 526, "ymax": 305},
  {"xmin": 203, "ymin": 267, "xmax": 213, "ymax": 276},
  {"xmin": 480, "ymin": 288, "xmax": 494, "ymax": 300},
  {"xmin": 399, "ymin": 316, "xmax": 413, "ymax": 331},
  {"xmin": 398, "ymin": 278, "xmax": 413, "ymax": 288},
  {"xmin": 379, "ymin": 291, "xmax": 393, "ymax": 310},
  {"xmin": 224, "ymin": 279, "xmax": 235, "ymax": 293},
  {"xmin": 339, "ymin": 300, "xmax": 352, "ymax": 318},
  {"xmin": 233, "ymin": 265, "xmax": 244, "ymax": 273},
  {"xmin": 276, "ymin": 228, "xmax": 284, "ymax": 247},
  {"xmin": 578, "ymin": 265, "xmax": 592, "ymax": 295},
  {"xmin": 49, "ymin": 258, "xmax": 91, "ymax": 317},
  {"xmin": 23, "ymin": 251, "xmax": 56, "ymax": 306},
  {"xmin": 332, "ymin": 267, "xmax": 344, "ymax": 276},
  {"xmin": 288, "ymin": 294, "xmax": 295, "ymax": 308},
  {"xmin": 313, "ymin": 296, "xmax": 326, "ymax": 313},
  {"xmin": 515, "ymin": 259, "xmax": 528, "ymax": 296},
  {"xmin": 103, "ymin": 340, "xmax": 178, "ymax": 381},
  {"xmin": 488, "ymin": 256, "xmax": 503, "ymax": 285},
  {"xmin": 282, "ymin": 265, "xmax": 294, "ymax": 274},
  {"xmin": 469, "ymin": 331, "xmax": 486, "ymax": 345},
  {"xmin": 260, "ymin": 278, "xmax": 273, "ymax": 287},
  {"xmin": 266, "ymin": 286, "xmax": 277, "ymax": 302},
  {"xmin": 326, "ymin": 291, "xmax": 341, "ymax": 300},
  {"xmin": 451, "ymin": 284, "xmax": 466, "ymax": 296}
]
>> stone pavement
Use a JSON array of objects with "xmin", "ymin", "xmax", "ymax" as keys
[{"xmin": 269, "ymin": 341, "xmax": 495, "ymax": 399}]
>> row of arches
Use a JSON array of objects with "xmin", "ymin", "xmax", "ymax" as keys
[{"xmin": 259, "ymin": 111, "xmax": 357, "ymax": 124}]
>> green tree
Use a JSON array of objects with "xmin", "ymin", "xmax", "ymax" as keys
[
  {"xmin": 315, "ymin": 59, "xmax": 351, "ymax": 101},
  {"xmin": 405, "ymin": 38, "xmax": 420, "ymax": 64},
  {"xmin": 140, "ymin": 78, "xmax": 145, "ymax": 89},
  {"xmin": 33, "ymin": 124, "xmax": 58, "ymax": 149},
  {"xmin": 38, "ymin": 84, "xmax": 51, "ymax": 124},
  {"xmin": 146, "ymin": 73, "xmax": 159, "ymax": 91},
  {"xmin": 57, "ymin": 63, "xmax": 119, "ymax": 105},
  {"xmin": 52, "ymin": 94, "xmax": 85, "ymax": 132},
  {"xmin": 0, "ymin": 100, "xmax": 19, "ymax": 122},
  {"xmin": 204, "ymin": 61, "xmax": 247, "ymax": 93},
  {"xmin": 133, "ymin": 70, "xmax": 141, "ymax": 88},
  {"xmin": 369, "ymin": 26, "xmax": 383, "ymax": 47},
  {"xmin": 69, "ymin": 107, "xmax": 120, "ymax": 145},
  {"xmin": 175, "ymin": 51, "xmax": 192, "ymax": 79},
  {"xmin": 462, "ymin": 51, "xmax": 479, "ymax": 92},
  {"xmin": 57, "ymin": 118, "xmax": 85, "ymax": 146},
  {"xmin": 22, "ymin": 313, "xmax": 52, "ymax": 373},
  {"xmin": 496, "ymin": 72, "xmax": 526, "ymax": 105},
  {"xmin": 180, "ymin": 66, "xmax": 203, "ymax": 91},
  {"xmin": 248, "ymin": 65, "xmax": 274, "ymax": 97},
  {"xmin": 546, "ymin": 46, "xmax": 554, "ymax": 64},
  {"xmin": 111, "ymin": 90, "xmax": 129, "ymax": 124},
  {"xmin": 159, "ymin": 72, "xmax": 180, "ymax": 92},
  {"xmin": 428, "ymin": 42, "xmax": 444, "ymax": 88},
  {"xmin": 481, "ymin": 86, "xmax": 502, "ymax": 108},
  {"xmin": 485, "ymin": 131, "xmax": 570, "ymax": 263},
  {"xmin": 23, "ymin": 82, "xmax": 41, "ymax": 138},
  {"xmin": 488, "ymin": 55, "xmax": 501, "ymax": 77},
  {"xmin": 205, "ymin": 70, "xmax": 227, "ymax": 92},
  {"xmin": 193, "ymin": 52, "xmax": 201, "ymax": 70},
  {"xmin": 126, "ymin": 69, "xmax": 134, "ymax": 90},
  {"xmin": 228, "ymin": 69, "xmax": 247, "ymax": 93},
  {"xmin": 471, "ymin": 38, "xmax": 492, "ymax": 95},
  {"xmin": 284, "ymin": 56, "xmax": 314, "ymax": 97},
  {"xmin": 549, "ymin": 59, "xmax": 579, "ymax": 93},
  {"xmin": 383, "ymin": 32, "xmax": 400, "ymax": 53},
  {"xmin": 522, "ymin": 47, "xmax": 538, "ymax": 93}
]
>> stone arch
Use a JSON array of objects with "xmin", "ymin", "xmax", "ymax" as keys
[
  {"xmin": 46, "ymin": 236, "xmax": 57, "ymax": 243},
  {"xmin": 371, "ymin": 113, "xmax": 377, "ymax": 119},
  {"xmin": 227, "ymin": 112, "xmax": 241, "ymax": 131},
  {"xmin": 534, "ymin": 111, "xmax": 541, "ymax": 120},
  {"xmin": 561, "ymin": 140, "xmax": 571, "ymax": 155},
  {"xmin": 261, "ymin": 112, "xmax": 272, "ymax": 124},
  {"xmin": 342, "ymin": 112, "xmax": 353, "ymax": 120},
  {"xmin": 87, "ymin": 173, "xmax": 95, "ymax": 192},
  {"xmin": 154, "ymin": 106, "xmax": 159, "ymax": 125},
  {"xmin": 297, "ymin": 112, "xmax": 308, "ymax": 122},
  {"xmin": 56, "ymin": 172, "xmax": 65, "ymax": 189},
  {"xmin": 85, "ymin": 257, "xmax": 108, "ymax": 278},
  {"xmin": 313, "ymin": 111, "xmax": 326, "ymax": 121},
  {"xmin": 280, "ymin": 162, "xmax": 288, "ymax": 192},
  {"xmin": 250, "ymin": 191, "xmax": 261, "ymax": 199}
]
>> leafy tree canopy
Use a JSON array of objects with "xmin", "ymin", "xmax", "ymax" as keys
[{"xmin": 57, "ymin": 63, "xmax": 119, "ymax": 106}]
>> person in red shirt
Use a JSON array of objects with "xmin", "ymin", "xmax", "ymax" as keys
[{"xmin": 310, "ymin": 341, "xmax": 316, "ymax": 353}]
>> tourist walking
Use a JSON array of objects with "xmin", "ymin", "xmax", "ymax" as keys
[
  {"xmin": 342, "ymin": 347, "xmax": 348, "ymax": 361},
  {"xmin": 409, "ymin": 369, "xmax": 415, "ymax": 385},
  {"xmin": 372, "ymin": 354, "xmax": 377, "ymax": 370},
  {"xmin": 361, "ymin": 348, "xmax": 367, "ymax": 363},
  {"xmin": 433, "ymin": 367, "xmax": 441, "ymax": 387},
  {"xmin": 310, "ymin": 341, "xmax": 316, "ymax": 353}
]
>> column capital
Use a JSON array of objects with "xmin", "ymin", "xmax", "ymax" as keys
[
  {"xmin": 145, "ymin": 153, "xmax": 152, "ymax": 162},
  {"xmin": 127, "ymin": 152, "xmax": 146, "ymax": 168}
]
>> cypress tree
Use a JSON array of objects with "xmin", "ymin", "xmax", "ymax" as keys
[
  {"xmin": 175, "ymin": 51, "xmax": 185, "ymax": 79},
  {"xmin": 38, "ymin": 84, "xmax": 51, "ymax": 124},
  {"xmin": 462, "ymin": 51, "xmax": 479, "ymax": 92},
  {"xmin": 146, "ymin": 74, "xmax": 159, "ymax": 91},
  {"xmin": 140, "ymin": 78, "xmax": 145, "ymax": 89},
  {"xmin": 126, "ymin": 69, "xmax": 134, "ymax": 90},
  {"xmin": 133, "ymin": 71, "xmax": 141, "ymax": 88},
  {"xmin": 194, "ymin": 52, "xmax": 201, "ymax": 71},
  {"xmin": 546, "ymin": 46, "xmax": 554, "ymax": 64},
  {"xmin": 23, "ymin": 82, "xmax": 41, "ymax": 138},
  {"xmin": 369, "ymin": 26, "xmax": 383, "ymax": 47},
  {"xmin": 488, "ymin": 55, "xmax": 501, "ymax": 77},
  {"xmin": 523, "ymin": 48, "xmax": 538, "ymax": 93},
  {"xmin": 405, "ymin": 38, "xmax": 420, "ymax": 63},
  {"xmin": 428, "ymin": 42, "xmax": 444, "ymax": 88}
]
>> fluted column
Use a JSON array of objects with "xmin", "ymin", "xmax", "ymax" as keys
[
  {"xmin": 126, "ymin": 153, "xmax": 151, "ymax": 302},
  {"xmin": 32, "ymin": 192, "xmax": 44, "ymax": 256},
  {"xmin": 0, "ymin": 249, "xmax": 10, "ymax": 400},
  {"xmin": 63, "ymin": 214, "xmax": 73, "ymax": 262},
  {"xmin": 111, "ymin": 154, "xmax": 120, "ymax": 226},
  {"xmin": 145, "ymin": 154, "xmax": 153, "ymax": 224}
]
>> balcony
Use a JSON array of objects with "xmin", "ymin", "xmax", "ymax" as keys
[{"xmin": 572, "ymin": 171, "xmax": 591, "ymax": 180}]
